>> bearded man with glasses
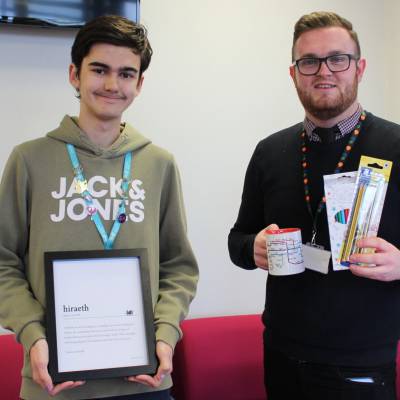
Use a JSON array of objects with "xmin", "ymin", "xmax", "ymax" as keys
[{"xmin": 229, "ymin": 11, "xmax": 400, "ymax": 400}]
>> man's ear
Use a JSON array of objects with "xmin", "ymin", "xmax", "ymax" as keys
[
  {"xmin": 69, "ymin": 63, "xmax": 80, "ymax": 90},
  {"xmin": 356, "ymin": 58, "xmax": 366, "ymax": 83},
  {"xmin": 289, "ymin": 64, "xmax": 296, "ymax": 83}
]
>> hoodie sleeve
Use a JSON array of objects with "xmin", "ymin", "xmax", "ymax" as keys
[
  {"xmin": 0, "ymin": 148, "xmax": 46, "ymax": 351},
  {"xmin": 155, "ymin": 156, "xmax": 199, "ymax": 349}
]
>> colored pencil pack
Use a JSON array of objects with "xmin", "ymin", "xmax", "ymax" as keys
[{"xmin": 339, "ymin": 156, "xmax": 392, "ymax": 266}]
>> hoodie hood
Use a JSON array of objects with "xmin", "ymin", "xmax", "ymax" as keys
[{"xmin": 46, "ymin": 115, "xmax": 151, "ymax": 158}]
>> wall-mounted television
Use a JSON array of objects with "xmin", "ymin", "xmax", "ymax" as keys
[{"xmin": 0, "ymin": 0, "xmax": 140, "ymax": 28}]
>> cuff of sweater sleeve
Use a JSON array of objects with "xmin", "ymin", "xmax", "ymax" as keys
[
  {"xmin": 245, "ymin": 233, "xmax": 258, "ymax": 269},
  {"xmin": 155, "ymin": 323, "xmax": 181, "ymax": 350},
  {"xmin": 18, "ymin": 321, "xmax": 46, "ymax": 352}
]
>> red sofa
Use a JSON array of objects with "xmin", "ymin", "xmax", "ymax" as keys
[{"xmin": 2, "ymin": 321, "xmax": 400, "ymax": 399}]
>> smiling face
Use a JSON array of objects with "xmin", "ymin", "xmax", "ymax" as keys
[
  {"xmin": 290, "ymin": 27, "xmax": 366, "ymax": 124},
  {"xmin": 69, "ymin": 43, "xmax": 143, "ymax": 124}
]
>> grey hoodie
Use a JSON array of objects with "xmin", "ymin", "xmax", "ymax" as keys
[{"xmin": 0, "ymin": 115, "xmax": 198, "ymax": 399}]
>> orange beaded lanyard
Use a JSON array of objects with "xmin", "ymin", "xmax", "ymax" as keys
[{"xmin": 301, "ymin": 111, "xmax": 366, "ymax": 245}]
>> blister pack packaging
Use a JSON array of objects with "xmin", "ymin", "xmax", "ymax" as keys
[{"xmin": 339, "ymin": 156, "xmax": 392, "ymax": 266}]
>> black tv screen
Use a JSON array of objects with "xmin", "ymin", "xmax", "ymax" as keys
[{"xmin": 0, "ymin": 0, "xmax": 140, "ymax": 28}]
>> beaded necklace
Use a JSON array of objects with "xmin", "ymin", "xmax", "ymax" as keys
[{"xmin": 301, "ymin": 111, "xmax": 366, "ymax": 245}]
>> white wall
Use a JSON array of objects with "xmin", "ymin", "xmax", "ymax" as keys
[
  {"xmin": 0, "ymin": 1, "xmax": 398, "ymax": 333},
  {"xmin": 384, "ymin": 0, "xmax": 400, "ymax": 121}
]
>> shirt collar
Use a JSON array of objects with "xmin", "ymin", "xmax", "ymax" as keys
[{"xmin": 304, "ymin": 104, "xmax": 363, "ymax": 143}]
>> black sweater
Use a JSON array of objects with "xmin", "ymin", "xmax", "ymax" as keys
[{"xmin": 228, "ymin": 112, "xmax": 400, "ymax": 365}]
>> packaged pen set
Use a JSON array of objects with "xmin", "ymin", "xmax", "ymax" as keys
[{"xmin": 339, "ymin": 156, "xmax": 392, "ymax": 266}]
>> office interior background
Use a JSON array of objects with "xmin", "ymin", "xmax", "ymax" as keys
[{"xmin": 1, "ymin": 0, "xmax": 400, "ymax": 333}]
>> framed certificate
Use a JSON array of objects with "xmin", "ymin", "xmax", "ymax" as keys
[{"xmin": 44, "ymin": 249, "xmax": 157, "ymax": 382}]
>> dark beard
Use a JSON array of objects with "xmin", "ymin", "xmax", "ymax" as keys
[{"xmin": 296, "ymin": 78, "xmax": 358, "ymax": 121}]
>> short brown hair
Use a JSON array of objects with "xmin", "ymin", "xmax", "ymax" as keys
[
  {"xmin": 71, "ymin": 15, "xmax": 153, "ymax": 77},
  {"xmin": 292, "ymin": 11, "xmax": 361, "ymax": 61}
]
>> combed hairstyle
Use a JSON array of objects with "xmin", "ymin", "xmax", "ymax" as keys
[
  {"xmin": 71, "ymin": 15, "xmax": 153, "ymax": 77},
  {"xmin": 292, "ymin": 11, "xmax": 361, "ymax": 61}
]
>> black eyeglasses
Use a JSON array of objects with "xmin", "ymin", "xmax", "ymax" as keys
[{"xmin": 293, "ymin": 54, "xmax": 359, "ymax": 76}]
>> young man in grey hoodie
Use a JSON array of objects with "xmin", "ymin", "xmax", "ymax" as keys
[{"xmin": 0, "ymin": 15, "xmax": 198, "ymax": 400}]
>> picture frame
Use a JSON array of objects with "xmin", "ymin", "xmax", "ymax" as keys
[{"xmin": 44, "ymin": 248, "xmax": 157, "ymax": 382}]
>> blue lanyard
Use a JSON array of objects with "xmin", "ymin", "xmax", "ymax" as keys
[{"xmin": 66, "ymin": 144, "xmax": 132, "ymax": 250}]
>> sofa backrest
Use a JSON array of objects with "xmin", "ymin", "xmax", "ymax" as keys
[{"xmin": 171, "ymin": 314, "xmax": 265, "ymax": 400}]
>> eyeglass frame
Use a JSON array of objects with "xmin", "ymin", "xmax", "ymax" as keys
[{"xmin": 292, "ymin": 54, "xmax": 360, "ymax": 76}]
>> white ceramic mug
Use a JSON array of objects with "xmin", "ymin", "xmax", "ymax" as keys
[{"xmin": 265, "ymin": 228, "xmax": 305, "ymax": 276}]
